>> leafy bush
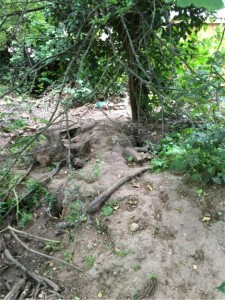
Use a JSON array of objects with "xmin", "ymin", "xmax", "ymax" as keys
[{"xmin": 152, "ymin": 124, "xmax": 225, "ymax": 184}]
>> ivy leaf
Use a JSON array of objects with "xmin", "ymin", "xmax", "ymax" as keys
[
  {"xmin": 177, "ymin": 0, "xmax": 224, "ymax": 10},
  {"xmin": 217, "ymin": 282, "xmax": 225, "ymax": 294}
]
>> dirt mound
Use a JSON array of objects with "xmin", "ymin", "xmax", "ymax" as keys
[{"xmin": 1, "ymin": 96, "xmax": 225, "ymax": 299}]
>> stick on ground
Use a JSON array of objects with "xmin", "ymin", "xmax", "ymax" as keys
[
  {"xmin": 87, "ymin": 166, "xmax": 151, "ymax": 213},
  {"xmin": 10, "ymin": 230, "xmax": 84, "ymax": 272},
  {"xmin": 3, "ymin": 248, "xmax": 60, "ymax": 292}
]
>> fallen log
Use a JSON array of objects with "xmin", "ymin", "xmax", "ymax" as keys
[{"xmin": 87, "ymin": 166, "xmax": 151, "ymax": 213}]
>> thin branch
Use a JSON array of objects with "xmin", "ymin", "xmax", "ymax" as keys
[
  {"xmin": 2, "ymin": 6, "xmax": 45, "ymax": 18},
  {"xmin": 3, "ymin": 247, "xmax": 61, "ymax": 291},
  {"xmin": 87, "ymin": 166, "xmax": 151, "ymax": 213},
  {"xmin": 10, "ymin": 230, "xmax": 84, "ymax": 272},
  {"xmin": 1, "ymin": 225, "xmax": 61, "ymax": 244}
]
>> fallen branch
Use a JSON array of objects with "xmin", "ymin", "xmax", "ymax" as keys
[
  {"xmin": 3, "ymin": 248, "xmax": 60, "ymax": 292},
  {"xmin": 3, "ymin": 277, "xmax": 26, "ymax": 300},
  {"xmin": 10, "ymin": 230, "xmax": 84, "ymax": 272},
  {"xmin": 18, "ymin": 281, "xmax": 32, "ymax": 300},
  {"xmin": 0, "ymin": 225, "xmax": 61, "ymax": 244},
  {"xmin": 87, "ymin": 166, "xmax": 151, "ymax": 213}
]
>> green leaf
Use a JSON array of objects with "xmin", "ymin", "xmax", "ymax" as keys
[
  {"xmin": 177, "ymin": 0, "xmax": 224, "ymax": 10},
  {"xmin": 217, "ymin": 282, "xmax": 225, "ymax": 294},
  {"xmin": 212, "ymin": 177, "xmax": 223, "ymax": 184},
  {"xmin": 101, "ymin": 206, "xmax": 113, "ymax": 216}
]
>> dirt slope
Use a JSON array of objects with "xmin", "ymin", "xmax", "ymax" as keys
[{"xmin": 1, "ymin": 96, "xmax": 225, "ymax": 299}]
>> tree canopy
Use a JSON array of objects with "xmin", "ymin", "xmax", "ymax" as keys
[{"xmin": 0, "ymin": 0, "xmax": 224, "ymax": 119}]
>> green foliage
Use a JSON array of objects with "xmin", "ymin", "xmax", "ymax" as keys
[
  {"xmin": 2, "ymin": 118, "xmax": 27, "ymax": 133},
  {"xmin": 44, "ymin": 242, "xmax": 60, "ymax": 253},
  {"xmin": 147, "ymin": 273, "xmax": 158, "ymax": 279},
  {"xmin": 63, "ymin": 250, "xmax": 73, "ymax": 263},
  {"xmin": 61, "ymin": 81, "xmax": 93, "ymax": 108},
  {"xmin": 101, "ymin": 206, "xmax": 113, "ymax": 216},
  {"xmin": 65, "ymin": 200, "xmax": 87, "ymax": 224},
  {"xmin": 0, "ymin": 0, "xmax": 211, "ymax": 110},
  {"xmin": 217, "ymin": 282, "xmax": 225, "ymax": 294},
  {"xmin": 101, "ymin": 199, "xmax": 120, "ymax": 216},
  {"xmin": 24, "ymin": 179, "xmax": 56, "ymax": 209},
  {"xmin": 0, "ymin": 171, "xmax": 56, "ymax": 227},
  {"xmin": 132, "ymin": 264, "xmax": 141, "ymax": 272},
  {"xmin": 76, "ymin": 159, "xmax": 104, "ymax": 183},
  {"xmin": 17, "ymin": 211, "xmax": 33, "ymax": 228},
  {"xmin": 152, "ymin": 124, "xmax": 225, "ymax": 184},
  {"xmin": 114, "ymin": 249, "xmax": 130, "ymax": 257},
  {"xmin": 126, "ymin": 156, "xmax": 134, "ymax": 163},
  {"xmin": 176, "ymin": 0, "xmax": 224, "ymax": 10}
]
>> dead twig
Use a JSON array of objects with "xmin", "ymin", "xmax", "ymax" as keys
[
  {"xmin": 3, "ymin": 248, "xmax": 60, "ymax": 292},
  {"xmin": 0, "ymin": 225, "xmax": 60, "ymax": 244},
  {"xmin": 10, "ymin": 230, "xmax": 84, "ymax": 272},
  {"xmin": 87, "ymin": 166, "xmax": 151, "ymax": 213},
  {"xmin": 18, "ymin": 281, "xmax": 32, "ymax": 300},
  {"xmin": 3, "ymin": 277, "xmax": 26, "ymax": 300}
]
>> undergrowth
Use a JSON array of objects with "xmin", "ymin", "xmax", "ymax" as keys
[
  {"xmin": 152, "ymin": 123, "xmax": 225, "ymax": 184},
  {"xmin": 0, "ymin": 174, "xmax": 57, "ymax": 227}
]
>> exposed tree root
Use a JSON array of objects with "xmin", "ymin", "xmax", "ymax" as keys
[
  {"xmin": 3, "ymin": 277, "xmax": 26, "ymax": 300},
  {"xmin": 10, "ymin": 230, "xmax": 84, "ymax": 272},
  {"xmin": 87, "ymin": 166, "xmax": 151, "ymax": 213},
  {"xmin": 3, "ymin": 248, "xmax": 60, "ymax": 292},
  {"xmin": 0, "ymin": 225, "xmax": 61, "ymax": 244}
]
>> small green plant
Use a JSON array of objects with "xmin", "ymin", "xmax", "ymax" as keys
[
  {"xmin": 101, "ymin": 205, "xmax": 113, "ymax": 216},
  {"xmin": 92, "ymin": 159, "xmax": 104, "ymax": 179},
  {"xmin": 133, "ymin": 264, "xmax": 141, "ymax": 272},
  {"xmin": 152, "ymin": 125, "xmax": 225, "ymax": 184},
  {"xmin": 76, "ymin": 159, "xmax": 104, "ymax": 183},
  {"xmin": 114, "ymin": 249, "xmax": 130, "ymax": 257},
  {"xmin": 2, "ymin": 118, "xmax": 27, "ymax": 133},
  {"xmin": 217, "ymin": 282, "xmax": 225, "ymax": 294},
  {"xmin": 0, "ymin": 175, "xmax": 57, "ymax": 227},
  {"xmin": 63, "ymin": 250, "xmax": 73, "ymax": 263},
  {"xmin": 9, "ymin": 136, "xmax": 37, "ymax": 156},
  {"xmin": 85, "ymin": 255, "xmax": 95, "ymax": 269},
  {"xmin": 44, "ymin": 242, "xmax": 60, "ymax": 253},
  {"xmin": 126, "ymin": 156, "xmax": 133, "ymax": 163},
  {"xmin": 147, "ymin": 273, "xmax": 158, "ymax": 279},
  {"xmin": 17, "ymin": 211, "xmax": 33, "ymax": 228},
  {"xmin": 101, "ymin": 199, "xmax": 120, "ymax": 216},
  {"xmin": 24, "ymin": 179, "xmax": 57, "ymax": 209},
  {"xmin": 66, "ymin": 200, "xmax": 87, "ymax": 224},
  {"xmin": 131, "ymin": 290, "xmax": 141, "ymax": 300}
]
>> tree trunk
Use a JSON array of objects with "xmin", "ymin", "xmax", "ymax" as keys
[
  {"xmin": 115, "ymin": 12, "xmax": 150, "ymax": 121},
  {"xmin": 125, "ymin": 15, "xmax": 139, "ymax": 121},
  {"xmin": 128, "ymin": 74, "xmax": 138, "ymax": 120}
]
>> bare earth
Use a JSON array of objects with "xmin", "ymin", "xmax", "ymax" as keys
[{"xmin": 1, "ymin": 95, "xmax": 225, "ymax": 299}]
